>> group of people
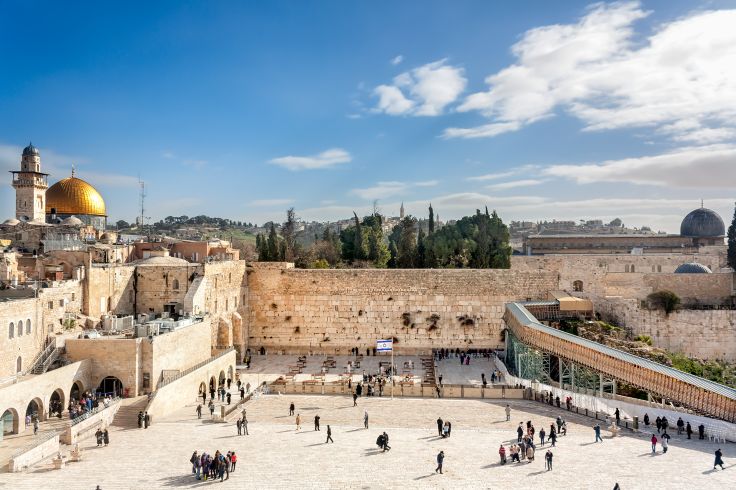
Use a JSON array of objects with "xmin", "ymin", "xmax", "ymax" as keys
[
  {"xmin": 434, "ymin": 348, "xmax": 499, "ymax": 360},
  {"xmin": 68, "ymin": 391, "xmax": 112, "ymax": 420},
  {"xmin": 642, "ymin": 413, "xmax": 706, "ymax": 440},
  {"xmin": 436, "ymin": 417, "xmax": 452, "ymax": 438},
  {"xmin": 190, "ymin": 450, "xmax": 237, "ymax": 482},
  {"xmin": 94, "ymin": 428, "xmax": 110, "ymax": 446},
  {"xmin": 137, "ymin": 411, "xmax": 151, "ymax": 429}
]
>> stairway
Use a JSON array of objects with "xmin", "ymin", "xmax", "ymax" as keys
[
  {"xmin": 30, "ymin": 347, "xmax": 63, "ymax": 375},
  {"xmin": 110, "ymin": 396, "xmax": 148, "ymax": 429}
]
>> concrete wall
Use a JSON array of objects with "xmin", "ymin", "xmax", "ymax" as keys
[
  {"xmin": 147, "ymin": 318, "xmax": 212, "ymax": 389},
  {"xmin": 145, "ymin": 349, "xmax": 236, "ymax": 420},
  {"xmin": 8, "ymin": 433, "xmax": 59, "ymax": 472},
  {"xmin": 65, "ymin": 338, "xmax": 141, "ymax": 396},
  {"xmin": 135, "ymin": 263, "xmax": 201, "ymax": 316},
  {"xmin": 247, "ymin": 264, "xmax": 558, "ymax": 354},
  {"xmin": 84, "ymin": 264, "xmax": 135, "ymax": 318},
  {"xmin": 60, "ymin": 398, "xmax": 121, "ymax": 445}
]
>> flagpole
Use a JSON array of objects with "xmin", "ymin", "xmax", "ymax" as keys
[{"xmin": 391, "ymin": 345, "xmax": 394, "ymax": 400}]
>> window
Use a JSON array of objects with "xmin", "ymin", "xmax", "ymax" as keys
[
  {"xmin": 229, "ymin": 273, "xmax": 232, "ymax": 284},
  {"xmin": 16, "ymin": 356, "xmax": 22, "ymax": 373},
  {"xmin": 657, "ymin": 265, "xmax": 662, "ymax": 272},
  {"xmin": 59, "ymin": 299, "xmax": 64, "ymax": 307},
  {"xmin": 48, "ymin": 301, "xmax": 53, "ymax": 309},
  {"xmin": 26, "ymin": 319, "xmax": 31, "ymax": 335},
  {"xmin": 214, "ymin": 300, "xmax": 218, "ymax": 311},
  {"xmin": 71, "ymin": 293, "xmax": 76, "ymax": 301},
  {"xmin": 624, "ymin": 265, "xmax": 630, "ymax": 273},
  {"xmin": 17, "ymin": 320, "xmax": 23, "ymax": 336},
  {"xmin": 630, "ymin": 265, "xmax": 635, "ymax": 273},
  {"xmin": 572, "ymin": 280, "xmax": 583, "ymax": 292},
  {"xmin": 225, "ymin": 299, "xmax": 229, "ymax": 310},
  {"xmin": 172, "ymin": 279, "xmax": 180, "ymax": 290},
  {"xmin": 8, "ymin": 322, "xmax": 13, "ymax": 339}
]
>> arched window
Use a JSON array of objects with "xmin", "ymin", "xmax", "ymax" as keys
[
  {"xmin": 17, "ymin": 320, "xmax": 23, "ymax": 337},
  {"xmin": 572, "ymin": 280, "xmax": 583, "ymax": 292},
  {"xmin": 8, "ymin": 322, "xmax": 14, "ymax": 339},
  {"xmin": 625, "ymin": 265, "xmax": 630, "ymax": 273},
  {"xmin": 172, "ymin": 279, "xmax": 180, "ymax": 290},
  {"xmin": 630, "ymin": 265, "xmax": 635, "ymax": 273},
  {"xmin": 26, "ymin": 319, "xmax": 32, "ymax": 335},
  {"xmin": 16, "ymin": 356, "xmax": 22, "ymax": 373}
]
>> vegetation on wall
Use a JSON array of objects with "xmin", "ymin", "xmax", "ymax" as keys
[{"xmin": 646, "ymin": 290, "xmax": 681, "ymax": 315}]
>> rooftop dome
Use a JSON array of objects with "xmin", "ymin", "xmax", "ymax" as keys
[
  {"xmin": 46, "ymin": 176, "xmax": 106, "ymax": 217},
  {"xmin": 680, "ymin": 207, "xmax": 725, "ymax": 237},
  {"xmin": 135, "ymin": 256, "xmax": 190, "ymax": 266},
  {"xmin": 2, "ymin": 218, "xmax": 20, "ymax": 226},
  {"xmin": 674, "ymin": 262, "xmax": 712, "ymax": 274},
  {"xmin": 22, "ymin": 142, "xmax": 39, "ymax": 157},
  {"xmin": 61, "ymin": 216, "xmax": 84, "ymax": 227}
]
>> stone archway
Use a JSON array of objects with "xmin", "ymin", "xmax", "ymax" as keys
[
  {"xmin": 572, "ymin": 280, "xmax": 583, "ymax": 292},
  {"xmin": 70, "ymin": 380, "xmax": 84, "ymax": 401},
  {"xmin": 50, "ymin": 389, "xmax": 65, "ymax": 418},
  {"xmin": 218, "ymin": 370, "xmax": 226, "ymax": 387},
  {"xmin": 209, "ymin": 376, "xmax": 216, "ymax": 392},
  {"xmin": 1, "ymin": 408, "xmax": 19, "ymax": 435},
  {"xmin": 227, "ymin": 365, "xmax": 234, "ymax": 382},
  {"xmin": 26, "ymin": 397, "xmax": 44, "ymax": 422},
  {"xmin": 98, "ymin": 376, "xmax": 124, "ymax": 397}
]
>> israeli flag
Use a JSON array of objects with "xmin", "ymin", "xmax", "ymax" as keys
[{"xmin": 376, "ymin": 339, "xmax": 393, "ymax": 352}]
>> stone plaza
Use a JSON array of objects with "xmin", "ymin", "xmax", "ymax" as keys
[{"xmin": 2, "ymin": 391, "xmax": 732, "ymax": 489}]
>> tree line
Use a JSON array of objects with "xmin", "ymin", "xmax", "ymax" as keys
[{"xmin": 256, "ymin": 205, "xmax": 512, "ymax": 269}]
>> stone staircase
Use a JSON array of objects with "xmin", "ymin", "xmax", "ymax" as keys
[{"xmin": 110, "ymin": 396, "xmax": 148, "ymax": 429}]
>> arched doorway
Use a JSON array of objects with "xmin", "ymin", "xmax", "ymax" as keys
[
  {"xmin": 227, "ymin": 365, "xmax": 234, "ymax": 381},
  {"xmin": 1, "ymin": 408, "xmax": 19, "ymax": 435},
  {"xmin": 70, "ymin": 380, "xmax": 84, "ymax": 401},
  {"xmin": 26, "ymin": 398, "xmax": 43, "ymax": 423},
  {"xmin": 209, "ymin": 376, "xmax": 216, "ymax": 392},
  {"xmin": 572, "ymin": 280, "xmax": 583, "ymax": 292},
  {"xmin": 98, "ymin": 377, "xmax": 124, "ymax": 397},
  {"xmin": 218, "ymin": 370, "xmax": 226, "ymax": 387},
  {"xmin": 50, "ymin": 389, "xmax": 65, "ymax": 418}
]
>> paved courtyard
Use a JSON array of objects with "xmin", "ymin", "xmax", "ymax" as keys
[{"xmin": 1, "ymin": 395, "xmax": 732, "ymax": 489}]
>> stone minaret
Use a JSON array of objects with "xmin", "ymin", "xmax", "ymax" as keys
[{"xmin": 11, "ymin": 143, "xmax": 48, "ymax": 221}]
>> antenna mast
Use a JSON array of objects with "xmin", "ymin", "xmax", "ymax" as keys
[{"xmin": 138, "ymin": 178, "xmax": 146, "ymax": 227}]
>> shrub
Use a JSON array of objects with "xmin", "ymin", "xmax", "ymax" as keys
[
  {"xmin": 634, "ymin": 334, "xmax": 652, "ymax": 346},
  {"xmin": 647, "ymin": 290, "xmax": 680, "ymax": 315}
]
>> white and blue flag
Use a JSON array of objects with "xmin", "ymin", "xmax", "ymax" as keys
[{"xmin": 376, "ymin": 339, "xmax": 393, "ymax": 352}]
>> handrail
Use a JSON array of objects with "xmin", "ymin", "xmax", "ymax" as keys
[
  {"xmin": 70, "ymin": 397, "xmax": 121, "ymax": 426},
  {"xmin": 11, "ymin": 428, "xmax": 61, "ymax": 458},
  {"xmin": 157, "ymin": 347, "xmax": 235, "ymax": 390},
  {"xmin": 25, "ymin": 339, "xmax": 55, "ymax": 375}
]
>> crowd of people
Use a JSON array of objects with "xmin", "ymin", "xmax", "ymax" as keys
[{"xmin": 189, "ymin": 450, "xmax": 237, "ymax": 482}]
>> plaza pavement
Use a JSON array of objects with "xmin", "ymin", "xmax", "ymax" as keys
[{"xmin": 1, "ymin": 394, "xmax": 732, "ymax": 489}]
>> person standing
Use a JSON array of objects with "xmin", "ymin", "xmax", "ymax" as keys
[
  {"xmin": 655, "ymin": 416, "xmax": 662, "ymax": 434},
  {"xmin": 137, "ymin": 411, "xmax": 144, "ymax": 428},
  {"xmin": 314, "ymin": 414, "xmax": 321, "ymax": 431},
  {"xmin": 686, "ymin": 422, "xmax": 693, "ymax": 440},
  {"xmin": 714, "ymin": 448, "xmax": 725, "ymax": 470},
  {"xmin": 240, "ymin": 386, "xmax": 245, "ymax": 400},
  {"xmin": 614, "ymin": 408, "xmax": 620, "ymax": 426},
  {"xmin": 545, "ymin": 450, "xmax": 553, "ymax": 471},
  {"xmin": 144, "ymin": 412, "xmax": 150, "ymax": 429},
  {"xmin": 594, "ymin": 424, "xmax": 603, "ymax": 443},
  {"xmin": 651, "ymin": 434, "xmax": 658, "ymax": 454},
  {"xmin": 539, "ymin": 427, "xmax": 546, "ymax": 446},
  {"xmin": 517, "ymin": 424, "xmax": 524, "ymax": 443},
  {"xmin": 295, "ymin": 413, "xmax": 301, "ymax": 431},
  {"xmin": 643, "ymin": 413, "xmax": 650, "ymax": 426},
  {"xmin": 676, "ymin": 417, "xmax": 684, "ymax": 435},
  {"xmin": 437, "ymin": 417, "xmax": 444, "ymax": 437},
  {"xmin": 201, "ymin": 390, "xmax": 207, "ymax": 404},
  {"xmin": 326, "ymin": 425, "xmax": 334, "ymax": 443},
  {"xmin": 698, "ymin": 423, "xmax": 705, "ymax": 440},
  {"xmin": 289, "ymin": 402, "xmax": 295, "ymax": 416},
  {"xmin": 33, "ymin": 418, "xmax": 39, "ymax": 435},
  {"xmin": 242, "ymin": 413, "xmax": 249, "ymax": 435},
  {"xmin": 237, "ymin": 418, "xmax": 242, "ymax": 435},
  {"xmin": 435, "ymin": 451, "xmax": 445, "ymax": 474},
  {"xmin": 226, "ymin": 392, "xmax": 231, "ymax": 405},
  {"xmin": 95, "ymin": 428, "xmax": 103, "ymax": 446},
  {"xmin": 190, "ymin": 451, "xmax": 199, "ymax": 476},
  {"xmin": 208, "ymin": 400, "xmax": 215, "ymax": 417},
  {"xmin": 230, "ymin": 451, "xmax": 237, "ymax": 471},
  {"xmin": 505, "ymin": 404, "xmax": 511, "ymax": 421},
  {"xmin": 364, "ymin": 410, "xmax": 369, "ymax": 429},
  {"xmin": 103, "ymin": 429, "xmax": 109, "ymax": 446},
  {"xmin": 196, "ymin": 404, "xmax": 202, "ymax": 419},
  {"xmin": 549, "ymin": 428, "xmax": 557, "ymax": 447},
  {"xmin": 353, "ymin": 392, "xmax": 358, "ymax": 407}
]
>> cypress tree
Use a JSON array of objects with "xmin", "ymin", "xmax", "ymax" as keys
[
  {"xmin": 267, "ymin": 223, "xmax": 279, "ymax": 261},
  {"xmin": 428, "ymin": 204, "xmax": 434, "ymax": 234}
]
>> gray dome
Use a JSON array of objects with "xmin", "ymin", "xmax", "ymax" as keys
[
  {"xmin": 22, "ymin": 142, "xmax": 39, "ymax": 156},
  {"xmin": 674, "ymin": 262, "xmax": 712, "ymax": 274},
  {"xmin": 680, "ymin": 207, "xmax": 725, "ymax": 237}
]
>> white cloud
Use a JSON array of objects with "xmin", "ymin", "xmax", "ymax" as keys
[
  {"xmin": 391, "ymin": 55, "xmax": 404, "ymax": 66},
  {"xmin": 351, "ymin": 181, "xmax": 408, "ymax": 200},
  {"xmin": 487, "ymin": 179, "xmax": 545, "ymax": 191},
  {"xmin": 446, "ymin": 3, "xmax": 736, "ymax": 142},
  {"xmin": 373, "ymin": 59, "xmax": 467, "ymax": 116},
  {"xmin": 249, "ymin": 199, "xmax": 295, "ymax": 207},
  {"xmin": 414, "ymin": 180, "xmax": 439, "ymax": 187},
  {"xmin": 543, "ymin": 144, "xmax": 736, "ymax": 188},
  {"xmin": 467, "ymin": 171, "xmax": 517, "ymax": 182},
  {"xmin": 269, "ymin": 148, "xmax": 352, "ymax": 171}
]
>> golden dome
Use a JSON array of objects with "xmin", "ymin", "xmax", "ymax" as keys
[{"xmin": 45, "ymin": 176, "xmax": 106, "ymax": 216}]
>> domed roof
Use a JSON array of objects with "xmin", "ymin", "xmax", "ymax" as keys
[
  {"xmin": 22, "ymin": 142, "xmax": 39, "ymax": 157},
  {"xmin": 61, "ymin": 216, "xmax": 84, "ymax": 227},
  {"xmin": 680, "ymin": 207, "xmax": 725, "ymax": 237},
  {"xmin": 135, "ymin": 256, "xmax": 190, "ymax": 266},
  {"xmin": 2, "ymin": 218, "xmax": 20, "ymax": 226},
  {"xmin": 46, "ymin": 176, "xmax": 106, "ymax": 217},
  {"xmin": 674, "ymin": 262, "xmax": 712, "ymax": 274}
]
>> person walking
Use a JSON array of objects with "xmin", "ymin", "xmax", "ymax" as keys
[
  {"xmin": 103, "ymin": 429, "xmax": 109, "ymax": 446},
  {"xmin": 289, "ymin": 402, "xmax": 295, "ymax": 416},
  {"xmin": 545, "ymin": 450, "xmax": 553, "ymax": 471},
  {"xmin": 364, "ymin": 410, "xmax": 369, "ymax": 429},
  {"xmin": 230, "ymin": 451, "xmax": 237, "ymax": 471},
  {"xmin": 549, "ymin": 427, "xmax": 557, "ymax": 447},
  {"xmin": 661, "ymin": 416, "xmax": 669, "ymax": 434},
  {"xmin": 190, "ymin": 450, "xmax": 199, "ymax": 477},
  {"xmin": 95, "ymin": 428, "xmax": 103, "ymax": 446},
  {"xmin": 517, "ymin": 423, "xmax": 524, "ymax": 443},
  {"xmin": 686, "ymin": 422, "xmax": 693, "ymax": 440},
  {"xmin": 651, "ymin": 434, "xmax": 658, "ymax": 454},
  {"xmin": 314, "ymin": 414, "xmax": 321, "ymax": 431},
  {"xmin": 676, "ymin": 417, "xmax": 684, "ymax": 435},
  {"xmin": 33, "ymin": 418, "xmax": 39, "ymax": 435},
  {"xmin": 242, "ymin": 414, "xmax": 249, "ymax": 435},
  {"xmin": 539, "ymin": 427, "xmax": 546, "ymax": 446},
  {"xmin": 295, "ymin": 413, "xmax": 301, "ymax": 431},
  {"xmin": 326, "ymin": 425, "xmax": 334, "ymax": 443},
  {"xmin": 226, "ymin": 392, "xmax": 231, "ymax": 405},
  {"xmin": 196, "ymin": 404, "xmax": 202, "ymax": 419},
  {"xmin": 655, "ymin": 416, "xmax": 662, "ymax": 434},
  {"xmin": 594, "ymin": 424, "xmax": 603, "ymax": 443},
  {"xmin": 435, "ymin": 451, "xmax": 445, "ymax": 474},
  {"xmin": 505, "ymin": 404, "xmax": 511, "ymax": 422},
  {"xmin": 661, "ymin": 432, "xmax": 670, "ymax": 453},
  {"xmin": 714, "ymin": 448, "xmax": 725, "ymax": 470},
  {"xmin": 353, "ymin": 392, "xmax": 358, "ymax": 406},
  {"xmin": 137, "ymin": 411, "xmax": 143, "ymax": 428},
  {"xmin": 614, "ymin": 408, "xmax": 620, "ymax": 426},
  {"xmin": 201, "ymin": 390, "xmax": 207, "ymax": 404},
  {"xmin": 437, "ymin": 417, "xmax": 444, "ymax": 436},
  {"xmin": 237, "ymin": 418, "xmax": 242, "ymax": 435},
  {"xmin": 208, "ymin": 400, "xmax": 215, "ymax": 417},
  {"xmin": 240, "ymin": 386, "xmax": 245, "ymax": 400}
]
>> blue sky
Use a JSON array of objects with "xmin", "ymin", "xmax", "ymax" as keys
[{"xmin": 1, "ymin": 0, "xmax": 735, "ymax": 232}]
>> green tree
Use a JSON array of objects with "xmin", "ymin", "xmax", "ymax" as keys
[
  {"xmin": 281, "ymin": 207, "xmax": 298, "ymax": 261},
  {"xmin": 728, "ymin": 202, "xmax": 736, "ymax": 270},
  {"xmin": 416, "ymin": 228, "xmax": 426, "ymax": 268},
  {"xmin": 267, "ymin": 223, "xmax": 279, "ymax": 261},
  {"xmin": 428, "ymin": 204, "xmax": 434, "ymax": 235},
  {"xmin": 647, "ymin": 290, "xmax": 681, "ymax": 315},
  {"xmin": 352, "ymin": 212, "xmax": 368, "ymax": 260},
  {"xmin": 396, "ymin": 216, "xmax": 418, "ymax": 268}
]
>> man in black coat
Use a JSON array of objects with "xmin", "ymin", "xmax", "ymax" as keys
[{"xmin": 437, "ymin": 417, "xmax": 444, "ymax": 436}]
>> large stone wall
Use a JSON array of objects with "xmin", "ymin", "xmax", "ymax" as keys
[
  {"xmin": 84, "ymin": 264, "xmax": 135, "ymax": 317},
  {"xmin": 247, "ymin": 265, "xmax": 558, "ymax": 354}
]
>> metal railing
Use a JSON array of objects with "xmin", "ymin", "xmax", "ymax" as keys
[
  {"xmin": 156, "ymin": 347, "xmax": 235, "ymax": 390},
  {"xmin": 70, "ymin": 397, "xmax": 121, "ymax": 426},
  {"xmin": 11, "ymin": 428, "xmax": 61, "ymax": 459},
  {"xmin": 25, "ymin": 339, "xmax": 55, "ymax": 376}
]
